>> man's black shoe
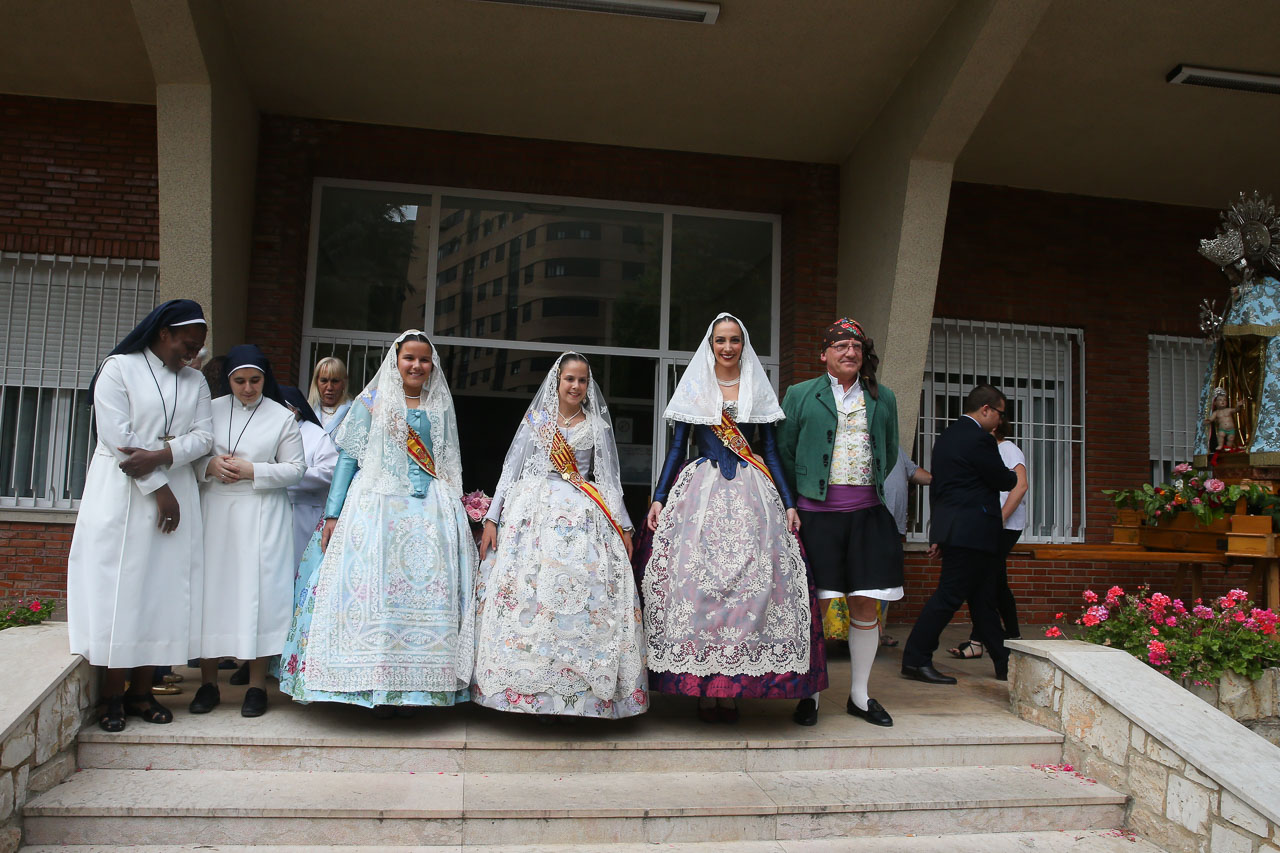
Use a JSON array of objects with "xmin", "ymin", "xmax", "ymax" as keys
[
  {"xmin": 189, "ymin": 682, "xmax": 221, "ymax": 714},
  {"xmin": 994, "ymin": 661, "xmax": 1009, "ymax": 681},
  {"xmin": 241, "ymin": 687, "xmax": 268, "ymax": 717},
  {"xmin": 229, "ymin": 662, "xmax": 250, "ymax": 685},
  {"xmin": 792, "ymin": 697, "xmax": 818, "ymax": 726},
  {"xmin": 847, "ymin": 697, "xmax": 893, "ymax": 727},
  {"xmin": 900, "ymin": 664, "xmax": 957, "ymax": 685}
]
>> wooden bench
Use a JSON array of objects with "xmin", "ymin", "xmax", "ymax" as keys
[{"xmin": 1008, "ymin": 543, "xmax": 1231, "ymax": 605}]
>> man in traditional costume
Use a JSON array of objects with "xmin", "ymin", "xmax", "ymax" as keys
[
  {"xmin": 778, "ymin": 318, "xmax": 901, "ymax": 727},
  {"xmin": 68, "ymin": 299, "xmax": 213, "ymax": 731}
]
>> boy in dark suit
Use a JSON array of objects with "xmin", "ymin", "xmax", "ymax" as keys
[{"xmin": 902, "ymin": 384, "xmax": 1017, "ymax": 683}]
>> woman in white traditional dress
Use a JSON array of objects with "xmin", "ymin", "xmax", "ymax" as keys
[
  {"xmin": 190, "ymin": 345, "xmax": 305, "ymax": 718},
  {"xmin": 68, "ymin": 299, "xmax": 212, "ymax": 732},
  {"xmin": 308, "ymin": 356, "xmax": 353, "ymax": 436},
  {"xmin": 279, "ymin": 384, "xmax": 339, "ymax": 565},
  {"xmin": 473, "ymin": 353, "xmax": 647, "ymax": 719},
  {"xmin": 642, "ymin": 313, "xmax": 827, "ymax": 723},
  {"xmin": 278, "ymin": 331, "xmax": 477, "ymax": 716}
]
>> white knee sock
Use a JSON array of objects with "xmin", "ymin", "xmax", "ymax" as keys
[{"xmin": 849, "ymin": 617, "xmax": 880, "ymax": 712}]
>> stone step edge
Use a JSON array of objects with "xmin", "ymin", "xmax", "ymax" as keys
[
  {"xmin": 14, "ymin": 831, "xmax": 1167, "ymax": 852},
  {"xmin": 25, "ymin": 767, "xmax": 1128, "ymax": 819},
  {"xmin": 75, "ymin": 731, "xmax": 1064, "ymax": 749}
]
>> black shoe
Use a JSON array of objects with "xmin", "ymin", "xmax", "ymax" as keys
[
  {"xmin": 792, "ymin": 697, "xmax": 818, "ymax": 726},
  {"xmin": 994, "ymin": 661, "xmax": 1009, "ymax": 681},
  {"xmin": 189, "ymin": 682, "xmax": 221, "ymax": 714},
  {"xmin": 847, "ymin": 697, "xmax": 893, "ymax": 727},
  {"xmin": 901, "ymin": 664, "xmax": 957, "ymax": 685},
  {"xmin": 241, "ymin": 687, "xmax": 268, "ymax": 717},
  {"xmin": 218, "ymin": 659, "xmax": 238, "ymax": 670},
  {"xmin": 229, "ymin": 662, "xmax": 251, "ymax": 685}
]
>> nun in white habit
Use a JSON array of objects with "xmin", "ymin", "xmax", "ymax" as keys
[
  {"xmin": 192, "ymin": 345, "xmax": 305, "ymax": 718},
  {"xmin": 68, "ymin": 299, "xmax": 213, "ymax": 732},
  {"xmin": 280, "ymin": 384, "xmax": 339, "ymax": 565}
]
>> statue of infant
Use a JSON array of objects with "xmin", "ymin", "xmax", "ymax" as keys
[{"xmin": 1206, "ymin": 387, "xmax": 1244, "ymax": 450}]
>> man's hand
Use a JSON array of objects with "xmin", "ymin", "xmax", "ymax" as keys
[{"xmin": 926, "ymin": 543, "xmax": 941, "ymax": 560}]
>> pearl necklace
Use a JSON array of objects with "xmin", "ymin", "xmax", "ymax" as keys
[
  {"xmin": 559, "ymin": 407, "xmax": 583, "ymax": 427},
  {"xmin": 717, "ymin": 376, "xmax": 741, "ymax": 387}
]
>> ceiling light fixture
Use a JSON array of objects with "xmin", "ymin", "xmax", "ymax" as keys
[
  {"xmin": 1167, "ymin": 64, "xmax": 1280, "ymax": 96},
  {"xmin": 469, "ymin": 0, "xmax": 719, "ymax": 24}
]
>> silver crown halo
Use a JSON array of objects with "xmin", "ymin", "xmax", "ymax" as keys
[{"xmin": 1213, "ymin": 191, "xmax": 1280, "ymax": 274}]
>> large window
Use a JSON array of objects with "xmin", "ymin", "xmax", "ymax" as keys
[
  {"xmin": 0, "ymin": 253, "xmax": 159, "ymax": 509},
  {"xmin": 1149, "ymin": 334, "xmax": 1214, "ymax": 481},
  {"xmin": 913, "ymin": 319, "xmax": 1085, "ymax": 544},
  {"xmin": 302, "ymin": 181, "xmax": 781, "ymax": 495}
]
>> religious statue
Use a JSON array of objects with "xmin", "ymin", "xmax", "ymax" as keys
[
  {"xmin": 1205, "ymin": 387, "xmax": 1243, "ymax": 451},
  {"xmin": 1193, "ymin": 191, "xmax": 1280, "ymax": 466}
]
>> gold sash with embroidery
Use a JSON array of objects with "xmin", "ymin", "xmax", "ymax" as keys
[
  {"xmin": 709, "ymin": 410, "xmax": 775, "ymax": 486},
  {"xmin": 405, "ymin": 422, "xmax": 437, "ymax": 478},
  {"xmin": 528, "ymin": 411, "xmax": 626, "ymax": 543}
]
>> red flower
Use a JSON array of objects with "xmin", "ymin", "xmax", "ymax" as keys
[
  {"xmin": 28, "ymin": 600, "xmax": 41, "ymax": 612},
  {"xmin": 1044, "ymin": 626, "xmax": 1063, "ymax": 638},
  {"xmin": 1083, "ymin": 590, "xmax": 1098, "ymax": 604}
]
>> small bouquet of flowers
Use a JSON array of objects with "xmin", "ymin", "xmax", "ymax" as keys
[{"xmin": 461, "ymin": 490, "xmax": 492, "ymax": 524}]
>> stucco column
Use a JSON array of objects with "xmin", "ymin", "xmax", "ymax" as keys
[
  {"xmin": 132, "ymin": 0, "xmax": 257, "ymax": 354},
  {"xmin": 837, "ymin": 0, "xmax": 1049, "ymax": 445}
]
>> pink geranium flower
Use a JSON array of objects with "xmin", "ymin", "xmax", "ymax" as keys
[
  {"xmin": 1083, "ymin": 590, "xmax": 1098, "ymax": 604},
  {"xmin": 1044, "ymin": 626, "xmax": 1063, "ymax": 638}
]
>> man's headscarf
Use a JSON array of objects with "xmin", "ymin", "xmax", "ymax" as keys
[
  {"xmin": 88, "ymin": 299, "xmax": 206, "ymax": 394},
  {"xmin": 821, "ymin": 317, "xmax": 866, "ymax": 351}
]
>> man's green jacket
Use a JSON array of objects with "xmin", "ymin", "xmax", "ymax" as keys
[{"xmin": 777, "ymin": 374, "xmax": 899, "ymax": 506}]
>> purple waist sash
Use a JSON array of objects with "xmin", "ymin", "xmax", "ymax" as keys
[{"xmin": 796, "ymin": 484, "xmax": 879, "ymax": 514}]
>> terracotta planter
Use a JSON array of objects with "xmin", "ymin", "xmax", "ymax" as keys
[{"xmin": 1139, "ymin": 513, "xmax": 1230, "ymax": 553}]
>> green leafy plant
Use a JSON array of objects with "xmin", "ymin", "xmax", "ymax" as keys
[
  {"xmin": 1045, "ymin": 585, "xmax": 1280, "ymax": 682},
  {"xmin": 0, "ymin": 597, "xmax": 57, "ymax": 631},
  {"xmin": 1101, "ymin": 462, "xmax": 1271, "ymax": 527}
]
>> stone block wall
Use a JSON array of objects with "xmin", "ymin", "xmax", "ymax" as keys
[
  {"xmin": 1184, "ymin": 669, "xmax": 1280, "ymax": 747},
  {"xmin": 0, "ymin": 657, "xmax": 95, "ymax": 853},
  {"xmin": 1010, "ymin": 650, "xmax": 1279, "ymax": 853}
]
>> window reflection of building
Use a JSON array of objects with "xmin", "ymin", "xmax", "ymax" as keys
[{"xmin": 431, "ymin": 200, "xmax": 663, "ymax": 396}]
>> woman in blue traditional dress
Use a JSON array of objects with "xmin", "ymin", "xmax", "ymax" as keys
[
  {"xmin": 642, "ymin": 313, "xmax": 827, "ymax": 723},
  {"xmin": 473, "ymin": 352, "xmax": 647, "ymax": 719},
  {"xmin": 277, "ymin": 331, "xmax": 477, "ymax": 716}
]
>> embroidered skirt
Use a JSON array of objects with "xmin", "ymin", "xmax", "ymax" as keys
[{"xmin": 640, "ymin": 459, "xmax": 827, "ymax": 698}]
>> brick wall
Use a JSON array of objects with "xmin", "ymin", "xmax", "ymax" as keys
[
  {"xmin": 0, "ymin": 94, "xmax": 159, "ymax": 601},
  {"xmin": 0, "ymin": 94, "xmax": 158, "ymax": 259},
  {"xmin": 899, "ymin": 183, "xmax": 1254, "ymax": 627},
  {"xmin": 246, "ymin": 116, "xmax": 840, "ymax": 388}
]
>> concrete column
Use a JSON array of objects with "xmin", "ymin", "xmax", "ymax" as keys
[
  {"xmin": 132, "ymin": 0, "xmax": 258, "ymax": 355},
  {"xmin": 837, "ymin": 0, "xmax": 1049, "ymax": 444}
]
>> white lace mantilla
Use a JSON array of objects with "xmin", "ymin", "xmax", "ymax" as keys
[{"xmin": 643, "ymin": 459, "xmax": 810, "ymax": 677}]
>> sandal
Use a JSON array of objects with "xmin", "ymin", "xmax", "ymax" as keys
[
  {"xmin": 99, "ymin": 695, "xmax": 126, "ymax": 732},
  {"xmin": 879, "ymin": 633, "xmax": 900, "ymax": 648},
  {"xmin": 123, "ymin": 692, "xmax": 174, "ymax": 724},
  {"xmin": 947, "ymin": 640, "xmax": 984, "ymax": 660}
]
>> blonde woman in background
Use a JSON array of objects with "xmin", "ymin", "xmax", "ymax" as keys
[{"xmin": 308, "ymin": 356, "xmax": 353, "ymax": 436}]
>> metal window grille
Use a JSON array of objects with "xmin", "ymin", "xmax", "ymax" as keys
[
  {"xmin": 1148, "ymin": 334, "xmax": 1213, "ymax": 481},
  {"xmin": 911, "ymin": 318, "xmax": 1086, "ymax": 544},
  {"xmin": 0, "ymin": 253, "xmax": 159, "ymax": 510}
]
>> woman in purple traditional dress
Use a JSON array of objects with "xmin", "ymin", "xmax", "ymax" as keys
[{"xmin": 642, "ymin": 313, "xmax": 827, "ymax": 723}]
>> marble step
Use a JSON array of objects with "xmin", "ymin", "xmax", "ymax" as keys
[
  {"xmin": 18, "ymin": 833, "xmax": 1170, "ymax": 852},
  {"xmin": 76, "ymin": 710, "xmax": 1064, "ymax": 773},
  {"xmin": 23, "ymin": 765, "xmax": 1128, "ymax": 846}
]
